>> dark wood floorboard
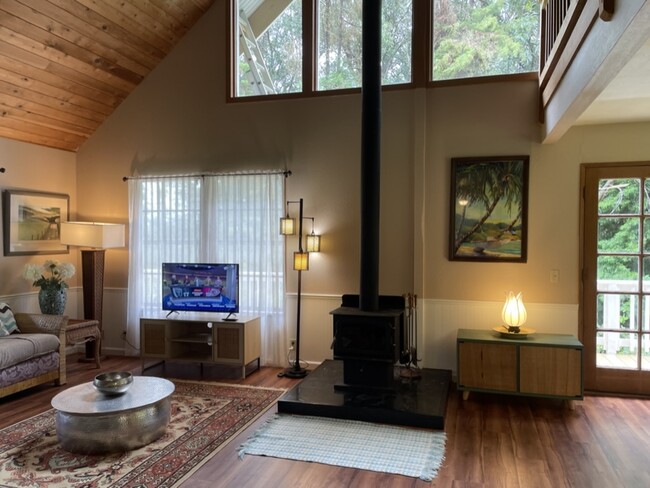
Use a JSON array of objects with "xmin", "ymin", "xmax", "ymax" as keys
[{"xmin": 1, "ymin": 354, "xmax": 649, "ymax": 487}]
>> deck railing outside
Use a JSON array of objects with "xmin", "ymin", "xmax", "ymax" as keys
[{"xmin": 597, "ymin": 280, "xmax": 650, "ymax": 371}]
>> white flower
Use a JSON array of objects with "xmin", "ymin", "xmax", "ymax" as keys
[
  {"xmin": 23, "ymin": 264, "xmax": 42, "ymax": 282},
  {"xmin": 58, "ymin": 262, "xmax": 75, "ymax": 280},
  {"xmin": 23, "ymin": 260, "xmax": 76, "ymax": 290}
]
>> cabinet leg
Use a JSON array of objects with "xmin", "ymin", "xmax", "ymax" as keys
[
  {"xmin": 565, "ymin": 399, "xmax": 575, "ymax": 410},
  {"xmin": 462, "ymin": 390, "xmax": 470, "ymax": 401}
]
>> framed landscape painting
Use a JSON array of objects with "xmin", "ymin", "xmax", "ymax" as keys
[
  {"xmin": 2, "ymin": 190, "xmax": 69, "ymax": 256},
  {"xmin": 449, "ymin": 156, "xmax": 529, "ymax": 263}
]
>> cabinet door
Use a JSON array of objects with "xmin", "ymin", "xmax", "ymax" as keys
[
  {"xmin": 214, "ymin": 324, "xmax": 242, "ymax": 363},
  {"xmin": 520, "ymin": 346, "xmax": 583, "ymax": 397},
  {"xmin": 458, "ymin": 342, "xmax": 517, "ymax": 392},
  {"xmin": 141, "ymin": 320, "xmax": 167, "ymax": 357}
]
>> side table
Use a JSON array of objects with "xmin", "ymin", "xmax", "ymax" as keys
[{"xmin": 65, "ymin": 319, "xmax": 101, "ymax": 368}]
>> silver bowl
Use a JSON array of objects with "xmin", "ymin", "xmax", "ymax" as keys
[{"xmin": 93, "ymin": 371, "xmax": 133, "ymax": 395}]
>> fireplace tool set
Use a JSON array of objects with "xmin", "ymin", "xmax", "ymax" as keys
[{"xmin": 400, "ymin": 293, "xmax": 421, "ymax": 378}]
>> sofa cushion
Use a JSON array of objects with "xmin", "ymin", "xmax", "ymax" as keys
[
  {"xmin": 0, "ymin": 352, "xmax": 59, "ymax": 389},
  {"xmin": 0, "ymin": 334, "xmax": 60, "ymax": 369},
  {"xmin": 0, "ymin": 303, "xmax": 19, "ymax": 337}
]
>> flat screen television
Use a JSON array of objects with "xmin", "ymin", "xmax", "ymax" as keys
[{"xmin": 162, "ymin": 263, "xmax": 239, "ymax": 319}]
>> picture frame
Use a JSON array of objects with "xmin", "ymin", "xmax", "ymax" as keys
[
  {"xmin": 449, "ymin": 156, "xmax": 529, "ymax": 263},
  {"xmin": 2, "ymin": 190, "xmax": 70, "ymax": 256}
]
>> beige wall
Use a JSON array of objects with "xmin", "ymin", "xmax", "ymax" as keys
[
  {"xmin": 4, "ymin": 2, "xmax": 650, "ymax": 366},
  {"xmin": 0, "ymin": 138, "xmax": 77, "ymax": 297}
]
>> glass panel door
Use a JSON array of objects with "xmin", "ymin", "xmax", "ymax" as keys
[{"xmin": 582, "ymin": 164, "xmax": 650, "ymax": 394}]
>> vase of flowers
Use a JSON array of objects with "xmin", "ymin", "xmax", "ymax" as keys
[{"xmin": 23, "ymin": 260, "xmax": 76, "ymax": 315}]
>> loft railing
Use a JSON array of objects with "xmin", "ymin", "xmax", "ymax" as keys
[{"xmin": 538, "ymin": 0, "xmax": 614, "ymax": 118}]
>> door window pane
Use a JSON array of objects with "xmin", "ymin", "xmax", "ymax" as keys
[
  {"xmin": 237, "ymin": 0, "xmax": 302, "ymax": 97},
  {"xmin": 597, "ymin": 294, "xmax": 638, "ymax": 331},
  {"xmin": 317, "ymin": 0, "xmax": 413, "ymax": 91},
  {"xmin": 597, "ymin": 256, "xmax": 639, "ymax": 292},
  {"xmin": 597, "ymin": 217, "xmax": 639, "ymax": 254},
  {"xmin": 598, "ymin": 178, "xmax": 640, "ymax": 215},
  {"xmin": 596, "ymin": 331, "xmax": 638, "ymax": 369},
  {"xmin": 432, "ymin": 0, "xmax": 540, "ymax": 81}
]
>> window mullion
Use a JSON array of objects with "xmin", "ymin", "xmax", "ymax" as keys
[
  {"xmin": 412, "ymin": 0, "xmax": 431, "ymax": 87},
  {"xmin": 303, "ymin": 0, "xmax": 315, "ymax": 95}
]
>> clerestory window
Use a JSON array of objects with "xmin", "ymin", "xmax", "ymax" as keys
[
  {"xmin": 231, "ymin": 0, "xmax": 539, "ymax": 100},
  {"xmin": 432, "ymin": 0, "xmax": 540, "ymax": 81},
  {"xmin": 316, "ymin": 0, "xmax": 413, "ymax": 90}
]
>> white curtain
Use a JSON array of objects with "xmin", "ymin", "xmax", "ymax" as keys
[{"xmin": 126, "ymin": 172, "xmax": 286, "ymax": 366}]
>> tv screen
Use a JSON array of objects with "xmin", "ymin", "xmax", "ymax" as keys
[{"xmin": 162, "ymin": 263, "xmax": 239, "ymax": 316}]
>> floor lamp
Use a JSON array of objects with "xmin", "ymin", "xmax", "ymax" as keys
[
  {"xmin": 280, "ymin": 198, "xmax": 321, "ymax": 379},
  {"xmin": 61, "ymin": 222, "xmax": 125, "ymax": 361}
]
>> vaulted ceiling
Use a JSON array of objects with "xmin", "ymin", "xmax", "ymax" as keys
[
  {"xmin": 0, "ymin": 0, "xmax": 217, "ymax": 152},
  {"xmin": 1, "ymin": 1, "xmax": 649, "ymax": 153}
]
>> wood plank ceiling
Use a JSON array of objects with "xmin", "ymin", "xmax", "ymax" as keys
[{"xmin": 0, "ymin": 0, "xmax": 217, "ymax": 152}]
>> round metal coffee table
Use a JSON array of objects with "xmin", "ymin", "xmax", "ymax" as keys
[{"xmin": 51, "ymin": 376, "xmax": 175, "ymax": 454}]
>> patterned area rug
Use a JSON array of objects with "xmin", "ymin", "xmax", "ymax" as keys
[
  {"xmin": 238, "ymin": 414, "xmax": 446, "ymax": 481},
  {"xmin": 0, "ymin": 380, "xmax": 284, "ymax": 487}
]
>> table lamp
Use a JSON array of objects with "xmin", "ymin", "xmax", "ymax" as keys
[{"xmin": 502, "ymin": 291, "xmax": 527, "ymax": 333}]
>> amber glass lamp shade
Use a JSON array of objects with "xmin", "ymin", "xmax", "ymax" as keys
[
  {"xmin": 306, "ymin": 233, "xmax": 321, "ymax": 252},
  {"xmin": 280, "ymin": 216, "xmax": 295, "ymax": 235},
  {"xmin": 293, "ymin": 251, "xmax": 309, "ymax": 271}
]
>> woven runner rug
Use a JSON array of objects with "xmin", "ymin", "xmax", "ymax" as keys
[
  {"xmin": 238, "ymin": 414, "xmax": 446, "ymax": 481},
  {"xmin": 0, "ymin": 380, "xmax": 284, "ymax": 488}
]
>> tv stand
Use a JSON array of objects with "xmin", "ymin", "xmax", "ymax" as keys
[
  {"xmin": 223, "ymin": 312, "xmax": 238, "ymax": 322},
  {"xmin": 140, "ymin": 315, "xmax": 261, "ymax": 378}
]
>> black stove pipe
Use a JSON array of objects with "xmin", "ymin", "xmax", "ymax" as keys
[{"xmin": 359, "ymin": 0, "xmax": 382, "ymax": 313}]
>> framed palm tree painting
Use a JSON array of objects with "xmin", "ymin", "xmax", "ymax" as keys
[{"xmin": 449, "ymin": 156, "xmax": 529, "ymax": 262}]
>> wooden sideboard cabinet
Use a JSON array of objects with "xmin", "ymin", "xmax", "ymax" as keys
[
  {"xmin": 140, "ymin": 315, "xmax": 261, "ymax": 378},
  {"xmin": 457, "ymin": 328, "xmax": 583, "ymax": 406}
]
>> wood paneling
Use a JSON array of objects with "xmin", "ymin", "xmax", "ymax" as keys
[{"xmin": 0, "ymin": 0, "xmax": 216, "ymax": 152}]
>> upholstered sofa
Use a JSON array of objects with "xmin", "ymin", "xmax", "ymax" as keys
[{"xmin": 0, "ymin": 313, "xmax": 67, "ymax": 399}]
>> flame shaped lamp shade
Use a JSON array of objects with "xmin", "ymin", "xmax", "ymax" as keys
[{"xmin": 502, "ymin": 291, "xmax": 527, "ymax": 333}]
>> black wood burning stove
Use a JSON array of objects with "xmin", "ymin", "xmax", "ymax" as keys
[{"xmin": 332, "ymin": 295, "xmax": 403, "ymax": 390}]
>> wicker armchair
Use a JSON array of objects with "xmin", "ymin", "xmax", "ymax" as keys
[{"xmin": 0, "ymin": 313, "xmax": 67, "ymax": 399}]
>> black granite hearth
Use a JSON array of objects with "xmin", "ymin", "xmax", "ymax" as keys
[{"xmin": 277, "ymin": 360, "xmax": 451, "ymax": 429}]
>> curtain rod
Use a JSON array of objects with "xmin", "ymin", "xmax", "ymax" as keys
[{"xmin": 122, "ymin": 169, "xmax": 291, "ymax": 182}]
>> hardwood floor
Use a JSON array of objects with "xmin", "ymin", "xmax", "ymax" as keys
[{"xmin": 1, "ymin": 354, "xmax": 649, "ymax": 487}]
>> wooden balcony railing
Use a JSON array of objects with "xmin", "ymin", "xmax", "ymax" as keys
[{"xmin": 539, "ymin": 0, "xmax": 615, "ymax": 117}]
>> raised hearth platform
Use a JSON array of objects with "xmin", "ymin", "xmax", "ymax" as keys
[{"xmin": 277, "ymin": 359, "xmax": 451, "ymax": 429}]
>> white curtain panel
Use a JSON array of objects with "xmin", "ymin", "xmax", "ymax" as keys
[{"xmin": 126, "ymin": 173, "xmax": 286, "ymax": 366}]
